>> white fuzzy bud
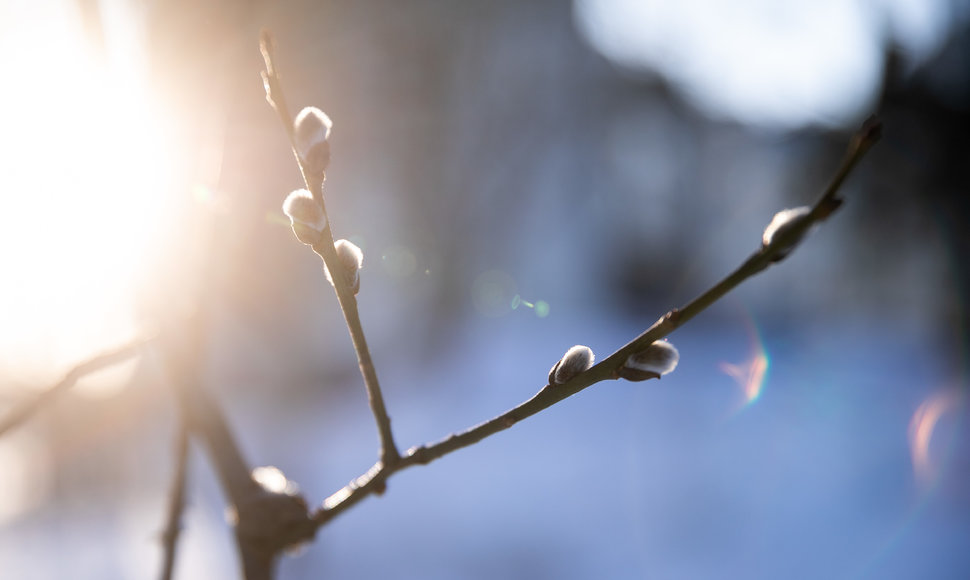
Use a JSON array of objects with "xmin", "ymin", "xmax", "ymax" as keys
[
  {"xmin": 245, "ymin": 465, "xmax": 312, "ymax": 555},
  {"xmin": 618, "ymin": 340, "xmax": 679, "ymax": 381},
  {"xmin": 762, "ymin": 206, "xmax": 814, "ymax": 261},
  {"xmin": 294, "ymin": 106, "xmax": 332, "ymax": 175},
  {"xmin": 252, "ymin": 465, "xmax": 300, "ymax": 496},
  {"xmin": 325, "ymin": 239, "xmax": 364, "ymax": 294},
  {"xmin": 548, "ymin": 345, "xmax": 595, "ymax": 385},
  {"xmin": 283, "ymin": 189, "xmax": 327, "ymax": 245}
]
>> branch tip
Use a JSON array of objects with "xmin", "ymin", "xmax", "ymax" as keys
[{"xmin": 259, "ymin": 29, "xmax": 276, "ymax": 76}]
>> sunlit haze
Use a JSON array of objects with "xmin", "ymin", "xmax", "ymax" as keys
[
  {"xmin": 0, "ymin": 1, "xmax": 177, "ymax": 395},
  {"xmin": 0, "ymin": 1, "xmax": 966, "ymax": 577}
]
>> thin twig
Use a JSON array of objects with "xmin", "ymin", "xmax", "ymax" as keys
[
  {"xmin": 159, "ymin": 417, "xmax": 191, "ymax": 580},
  {"xmin": 260, "ymin": 30, "xmax": 400, "ymax": 467},
  {"xmin": 601, "ymin": 115, "xmax": 883, "ymax": 364},
  {"xmin": 0, "ymin": 334, "xmax": 157, "ymax": 437},
  {"xmin": 310, "ymin": 117, "xmax": 883, "ymax": 527}
]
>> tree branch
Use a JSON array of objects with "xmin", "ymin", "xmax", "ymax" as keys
[
  {"xmin": 309, "ymin": 117, "xmax": 883, "ymax": 527},
  {"xmin": 260, "ymin": 30, "xmax": 400, "ymax": 467},
  {"xmin": 0, "ymin": 334, "xmax": 157, "ymax": 438},
  {"xmin": 155, "ymin": 319, "xmax": 316, "ymax": 580}
]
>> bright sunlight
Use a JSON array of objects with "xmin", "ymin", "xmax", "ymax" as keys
[{"xmin": 0, "ymin": 1, "xmax": 177, "ymax": 396}]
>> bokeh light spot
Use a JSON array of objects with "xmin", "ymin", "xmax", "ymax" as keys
[{"xmin": 535, "ymin": 300, "xmax": 551, "ymax": 318}]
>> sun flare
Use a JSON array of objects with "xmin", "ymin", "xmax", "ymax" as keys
[
  {"xmin": 908, "ymin": 389, "xmax": 962, "ymax": 489},
  {"xmin": 0, "ymin": 3, "xmax": 178, "ymax": 396}
]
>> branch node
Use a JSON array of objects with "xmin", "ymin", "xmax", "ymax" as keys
[
  {"xmin": 406, "ymin": 445, "xmax": 431, "ymax": 465},
  {"xmin": 664, "ymin": 308, "xmax": 681, "ymax": 325},
  {"xmin": 234, "ymin": 488, "xmax": 316, "ymax": 559}
]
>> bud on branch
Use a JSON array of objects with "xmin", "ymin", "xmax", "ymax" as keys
[
  {"xmin": 548, "ymin": 345, "xmax": 595, "ymax": 385},
  {"xmin": 282, "ymin": 189, "xmax": 327, "ymax": 245},
  {"xmin": 294, "ymin": 106, "xmax": 333, "ymax": 179},
  {"xmin": 324, "ymin": 239, "xmax": 364, "ymax": 295},
  {"xmin": 617, "ymin": 340, "xmax": 679, "ymax": 381}
]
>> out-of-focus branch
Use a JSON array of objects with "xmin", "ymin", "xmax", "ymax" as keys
[
  {"xmin": 260, "ymin": 30, "xmax": 400, "ymax": 468},
  {"xmin": 158, "ymin": 325, "xmax": 260, "ymax": 510},
  {"xmin": 159, "ymin": 417, "xmax": 190, "ymax": 580},
  {"xmin": 0, "ymin": 334, "xmax": 157, "ymax": 438},
  {"xmin": 310, "ymin": 117, "xmax": 883, "ymax": 527},
  {"xmin": 155, "ymin": 319, "xmax": 315, "ymax": 580}
]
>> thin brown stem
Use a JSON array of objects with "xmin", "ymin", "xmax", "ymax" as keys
[
  {"xmin": 310, "ymin": 117, "xmax": 882, "ymax": 527},
  {"xmin": 310, "ymin": 237, "xmax": 400, "ymax": 466},
  {"xmin": 260, "ymin": 30, "xmax": 400, "ymax": 466}
]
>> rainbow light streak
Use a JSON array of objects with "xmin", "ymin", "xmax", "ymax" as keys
[
  {"xmin": 851, "ymin": 387, "xmax": 965, "ymax": 578},
  {"xmin": 720, "ymin": 323, "xmax": 770, "ymax": 407},
  {"xmin": 908, "ymin": 389, "xmax": 962, "ymax": 489}
]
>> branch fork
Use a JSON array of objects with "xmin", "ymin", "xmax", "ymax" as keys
[{"xmin": 0, "ymin": 30, "xmax": 882, "ymax": 580}]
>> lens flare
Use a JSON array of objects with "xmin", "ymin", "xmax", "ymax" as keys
[
  {"xmin": 720, "ymin": 319, "xmax": 770, "ymax": 408},
  {"xmin": 511, "ymin": 294, "xmax": 551, "ymax": 318},
  {"xmin": 908, "ymin": 389, "xmax": 962, "ymax": 489}
]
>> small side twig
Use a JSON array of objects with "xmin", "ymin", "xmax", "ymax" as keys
[
  {"xmin": 309, "ymin": 117, "xmax": 883, "ymax": 527},
  {"xmin": 260, "ymin": 30, "xmax": 400, "ymax": 467},
  {"xmin": 0, "ymin": 334, "xmax": 157, "ymax": 438},
  {"xmin": 159, "ymin": 417, "xmax": 190, "ymax": 580}
]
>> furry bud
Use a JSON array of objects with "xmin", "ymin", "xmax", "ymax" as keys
[
  {"xmin": 294, "ymin": 106, "xmax": 333, "ymax": 175},
  {"xmin": 283, "ymin": 189, "xmax": 327, "ymax": 245},
  {"xmin": 252, "ymin": 465, "xmax": 299, "ymax": 496},
  {"xmin": 762, "ymin": 206, "xmax": 815, "ymax": 262},
  {"xmin": 618, "ymin": 340, "xmax": 679, "ymax": 381},
  {"xmin": 325, "ymin": 239, "xmax": 364, "ymax": 295},
  {"xmin": 548, "ymin": 345, "xmax": 595, "ymax": 385}
]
